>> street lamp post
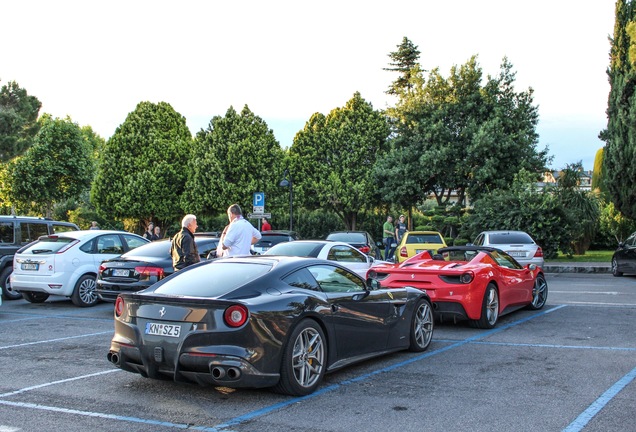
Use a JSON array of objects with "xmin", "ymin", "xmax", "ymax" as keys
[{"xmin": 279, "ymin": 169, "xmax": 293, "ymax": 231}]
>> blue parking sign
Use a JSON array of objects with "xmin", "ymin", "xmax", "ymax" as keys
[{"xmin": 253, "ymin": 192, "xmax": 265, "ymax": 213}]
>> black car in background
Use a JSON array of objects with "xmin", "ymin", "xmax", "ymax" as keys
[
  {"xmin": 96, "ymin": 235, "xmax": 220, "ymax": 302},
  {"xmin": 325, "ymin": 231, "xmax": 382, "ymax": 260},
  {"xmin": 612, "ymin": 231, "xmax": 636, "ymax": 277},
  {"xmin": 253, "ymin": 230, "xmax": 300, "ymax": 254}
]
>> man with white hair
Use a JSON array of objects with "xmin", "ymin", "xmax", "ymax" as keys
[{"xmin": 171, "ymin": 214, "xmax": 200, "ymax": 271}]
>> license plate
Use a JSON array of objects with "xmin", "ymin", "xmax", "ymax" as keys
[
  {"xmin": 21, "ymin": 263, "xmax": 39, "ymax": 271},
  {"xmin": 145, "ymin": 322, "xmax": 181, "ymax": 338},
  {"xmin": 112, "ymin": 269, "xmax": 129, "ymax": 277},
  {"xmin": 509, "ymin": 251, "xmax": 525, "ymax": 257}
]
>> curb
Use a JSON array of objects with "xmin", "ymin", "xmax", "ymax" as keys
[{"xmin": 543, "ymin": 264, "xmax": 612, "ymax": 274}]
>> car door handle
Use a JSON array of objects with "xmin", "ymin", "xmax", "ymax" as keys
[{"xmin": 331, "ymin": 305, "xmax": 339, "ymax": 312}]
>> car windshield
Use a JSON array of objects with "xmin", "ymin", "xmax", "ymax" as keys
[
  {"xmin": 489, "ymin": 233, "xmax": 533, "ymax": 244},
  {"xmin": 122, "ymin": 240, "xmax": 171, "ymax": 257},
  {"xmin": 22, "ymin": 236, "xmax": 76, "ymax": 254},
  {"xmin": 263, "ymin": 242, "xmax": 323, "ymax": 257},
  {"xmin": 326, "ymin": 233, "xmax": 365, "ymax": 243},
  {"xmin": 153, "ymin": 261, "xmax": 273, "ymax": 297}
]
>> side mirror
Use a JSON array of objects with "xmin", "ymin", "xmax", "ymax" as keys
[
  {"xmin": 527, "ymin": 264, "xmax": 537, "ymax": 271},
  {"xmin": 618, "ymin": 242, "xmax": 625, "ymax": 248},
  {"xmin": 366, "ymin": 278, "xmax": 381, "ymax": 291}
]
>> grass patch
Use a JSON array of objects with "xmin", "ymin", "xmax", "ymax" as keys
[{"xmin": 546, "ymin": 250, "xmax": 614, "ymax": 262}]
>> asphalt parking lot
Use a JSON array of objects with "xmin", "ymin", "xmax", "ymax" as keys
[{"xmin": 0, "ymin": 273, "xmax": 634, "ymax": 432}]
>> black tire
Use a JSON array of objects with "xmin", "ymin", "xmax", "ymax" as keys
[
  {"xmin": 0, "ymin": 266, "xmax": 22, "ymax": 300},
  {"xmin": 612, "ymin": 258, "xmax": 623, "ymax": 277},
  {"xmin": 22, "ymin": 291, "xmax": 50, "ymax": 303},
  {"xmin": 408, "ymin": 298, "xmax": 434, "ymax": 352},
  {"xmin": 471, "ymin": 283, "xmax": 499, "ymax": 329},
  {"xmin": 71, "ymin": 274, "xmax": 99, "ymax": 307},
  {"xmin": 526, "ymin": 274, "xmax": 548, "ymax": 310},
  {"xmin": 272, "ymin": 319, "xmax": 326, "ymax": 396}
]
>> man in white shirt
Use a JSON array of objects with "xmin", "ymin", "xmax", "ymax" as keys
[{"xmin": 222, "ymin": 204, "xmax": 262, "ymax": 257}]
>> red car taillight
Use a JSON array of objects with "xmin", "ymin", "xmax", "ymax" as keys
[
  {"xmin": 400, "ymin": 246, "xmax": 408, "ymax": 257},
  {"xmin": 115, "ymin": 296, "xmax": 125, "ymax": 317},
  {"xmin": 359, "ymin": 246, "xmax": 370, "ymax": 254},
  {"xmin": 134, "ymin": 265, "xmax": 165, "ymax": 279},
  {"xmin": 534, "ymin": 247, "xmax": 543, "ymax": 258},
  {"xmin": 224, "ymin": 304, "xmax": 249, "ymax": 327}
]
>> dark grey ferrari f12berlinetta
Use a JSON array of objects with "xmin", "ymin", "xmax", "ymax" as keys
[{"xmin": 108, "ymin": 255, "xmax": 434, "ymax": 396}]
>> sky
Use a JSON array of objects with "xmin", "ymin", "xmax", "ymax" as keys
[{"xmin": 2, "ymin": 0, "xmax": 615, "ymax": 170}]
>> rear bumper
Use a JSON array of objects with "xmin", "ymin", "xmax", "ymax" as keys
[
  {"xmin": 108, "ymin": 341, "xmax": 280, "ymax": 389},
  {"xmin": 11, "ymin": 272, "xmax": 74, "ymax": 296}
]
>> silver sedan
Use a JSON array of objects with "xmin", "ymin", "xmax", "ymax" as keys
[{"xmin": 262, "ymin": 240, "xmax": 388, "ymax": 278}]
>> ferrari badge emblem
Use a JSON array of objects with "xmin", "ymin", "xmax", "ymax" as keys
[
  {"xmin": 159, "ymin": 307, "xmax": 166, "ymax": 318},
  {"xmin": 411, "ymin": 274, "xmax": 415, "ymax": 279}
]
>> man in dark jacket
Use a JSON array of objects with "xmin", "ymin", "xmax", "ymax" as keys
[{"xmin": 171, "ymin": 214, "xmax": 200, "ymax": 271}]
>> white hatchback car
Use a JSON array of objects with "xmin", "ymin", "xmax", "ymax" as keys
[
  {"xmin": 471, "ymin": 230, "xmax": 544, "ymax": 268},
  {"xmin": 11, "ymin": 230, "xmax": 149, "ymax": 307},
  {"xmin": 263, "ymin": 240, "xmax": 388, "ymax": 278}
]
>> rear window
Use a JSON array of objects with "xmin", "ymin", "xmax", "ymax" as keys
[
  {"xmin": 154, "ymin": 261, "xmax": 272, "ymax": 297},
  {"xmin": 255, "ymin": 235, "xmax": 292, "ymax": 247},
  {"xmin": 264, "ymin": 242, "xmax": 322, "ymax": 257},
  {"xmin": 489, "ymin": 233, "xmax": 533, "ymax": 244},
  {"xmin": 326, "ymin": 232, "xmax": 365, "ymax": 243},
  {"xmin": 22, "ymin": 236, "xmax": 76, "ymax": 254},
  {"xmin": 406, "ymin": 234, "xmax": 443, "ymax": 244},
  {"xmin": 123, "ymin": 240, "xmax": 171, "ymax": 258}
]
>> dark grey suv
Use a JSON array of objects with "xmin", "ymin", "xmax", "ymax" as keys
[{"xmin": 0, "ymin": 216, "xmax": 79, "ymax": 300}]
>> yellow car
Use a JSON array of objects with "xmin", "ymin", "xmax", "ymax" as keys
[{"xmin": 395, "ymin": 231, "xmax": 447, "ymax": 263}]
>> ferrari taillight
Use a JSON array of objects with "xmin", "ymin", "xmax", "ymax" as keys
[
  {"xmin": 224, "ymin": 304, "xmax": 249, "ymax": 328},
  {"xmin": 459, "ymin": 272, "xmax": 474, "ymax": 284},
  {"xmin": 115, "ymin": 296, "xmax": 125, "ymax": 317},
  {"xmin": 534, "ymin": 247, "xmax": 543, "ymax": 258}
]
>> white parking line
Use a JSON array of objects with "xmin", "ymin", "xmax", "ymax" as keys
[
  {"xmin": 0, "ymin": 331, "xmax": 112, "ymax": 350},
  {"xmin": 0, "ymin": 370, "xmax": 121, "ymax": 398},
  {"xmin": 551, "ymin": 291, "xmax": 619, "ymax": 295}
]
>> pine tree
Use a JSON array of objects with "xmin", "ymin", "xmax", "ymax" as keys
[
  {"xmin": 603, "ymin": 0, "xmax": 636, "ymax": 218},
  {"xmin": 384, "ymin": 37, "xmax": 421, "ymax": 95}
]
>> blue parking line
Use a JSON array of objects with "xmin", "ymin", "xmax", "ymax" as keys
[
  {"xmin": 562, "ymin": 365, "xmax": 636, "ymax": 432},
  {"xmin": 212, "ymin": 305, "xmax": 567, "ymax": 431}
]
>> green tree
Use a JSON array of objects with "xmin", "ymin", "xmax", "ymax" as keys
[
  {"xmin": 602, "ymin": 0, "xmax": 636, "ymax": 218},
  {"xmin": 184, "ymin": 105, "xmax": 286, "ymax": 218},
  {"xmin": 464, "ymin": 169, "xmax": 572, "ymax": 259},
  {"xmin": 91, "ymin": 101, "xmax": 192, "ymax": 228},
  {"xmin": 554, "ymin": 162, "xmax": 600, "ymax": 255},
  {"xmin": 380, "ymin": 56, "xmax": 548, "ymax": 209},
  {"xmin": 290, "ymin": 92, "xmax": 390, "ymax": 229},
  {"xmin": 0, "ymin": 80, "xmax": 42, "ymax": 162},
  {"xmin": 384, "ymin": 36, "xmax": 421, "ymax": 95},
  {"xmin": 8, "ymin": 115, "xmax": 94, "ymax": 217}
]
